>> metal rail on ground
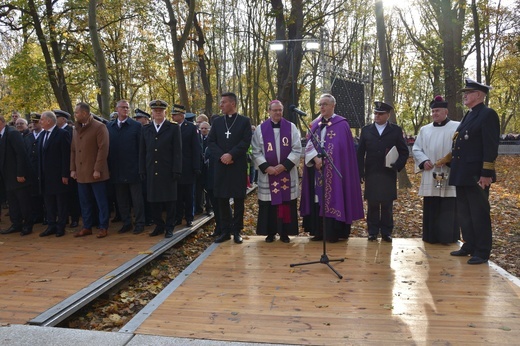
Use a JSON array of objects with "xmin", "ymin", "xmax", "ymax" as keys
[{"xmin": 28, "ymin": 186, "xmax": 256, "ymax": 327}]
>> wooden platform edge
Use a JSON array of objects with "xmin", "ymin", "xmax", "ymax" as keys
[{"xmin": 118, "ymin": 242, "xmax": 220, "ymax": 333}]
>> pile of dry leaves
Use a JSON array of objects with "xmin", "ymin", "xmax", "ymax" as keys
[{"xmin": 66, "ymin": 155, "xmax": 520, "ymax": 331}]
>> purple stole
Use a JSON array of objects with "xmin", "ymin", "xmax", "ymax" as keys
[{"xmin": 260, "ymin": 119, "xmax": 292, "ymax": 206}]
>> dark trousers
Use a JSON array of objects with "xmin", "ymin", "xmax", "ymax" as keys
[
  {"xmin": 151, "ymin": 201, "xmax": 176, "ymax": 231},
  {"xmin": 176, "ymin": 183, "xmax": 194, "ymax": 222},
  {"xmin": 218, "ymin": 197, "xmax": 244, "ymax": 236},
  {"xmin": 67, "ymin": 179, "xmax": 81, "ymax": 223},
  {"xmin": 6, "ymin": 187, "xmax": 33, "ymax": 228},
  {"xmin": 115, "ymin": 182, "xmax": 145, "ymax": 227},
  {"xmin": 77, "ymin": 181, "xmax": 109, "ymax": 230},
  {"xmin": 44, "ymin": 192, "xmax": 68, "ymax": 232},
  {"xmin": 456, "ymin": 185, "xmax": 492, "ymax": 259},
  {"xmin": 194, "ymin": 175, "xmax": 205, "ymax": 213},
  {"xmin": 367, "ymin": 199, "xmax": 393, "ymax": 236},
  {"xmin": 30, "ymin": 192, "xmax": 44, "ymax": 223}
]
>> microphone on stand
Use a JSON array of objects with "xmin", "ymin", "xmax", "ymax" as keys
[{"xmin": 289, "ymin": 105, "xmax": 307, "ymax": 117}]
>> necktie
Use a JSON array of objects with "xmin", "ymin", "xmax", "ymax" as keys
[{"xmin": 42, "ymin": 131, "xmax": 49, "ymax": 146}]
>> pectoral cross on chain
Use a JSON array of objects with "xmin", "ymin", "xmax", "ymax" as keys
[{"xmin": 225, "ymin": 130, "xmax": 231, "ymax": 139}]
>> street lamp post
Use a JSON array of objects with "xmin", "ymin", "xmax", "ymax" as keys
[{"xmin": 269, "ymin": 39, "xmax": 320, "ymax": 124}]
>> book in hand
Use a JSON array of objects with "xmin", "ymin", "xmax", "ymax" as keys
[{"xmin": 385, "ymin": 146, "xmax": 398, "ymax": 168}]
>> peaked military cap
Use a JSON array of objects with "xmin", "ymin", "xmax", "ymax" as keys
[
  {"xmin": 30, "ymin": 112, "xmax": 41, "ymax": 122},
  {"xmin": 171, "ymin": 104, "xmax": 186, "ymax": 115},
  {"xmin": 54, "ymin": 109, "xmax": 71, "ymax": 119},
  {"xmin": 149, "ymin": 99, "xmax": 168, "ymax": 109},
  {"xmin": 460, "ymin": 78, "xmax": 492, "ymax": 94},
  {"xmin": 134, "ymin": 108, "xmax": 151, "ymax": 119},
  {"xmin": 430, "ymin": 95, "xmax": 448, "ymax": 109},
  {"xmin": 185, "ymin": 112, "xmax": 196, "ymax": 120},
  {"xmin": 374, "ymin": 101, "xmax": 393, "ymax": 113}
]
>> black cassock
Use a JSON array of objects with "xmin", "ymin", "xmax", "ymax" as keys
[{"xmin": 207, "ymin": 114, "xmax": 252, "ymax": 199}]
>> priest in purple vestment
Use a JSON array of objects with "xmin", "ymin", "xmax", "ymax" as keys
[
  {"xmin": 300, "ymin": 93, "xmax": 364, "ymax": 243},
  {"xmin": 251, "ymin": 100, "xmax": 301, "ymax": 243}
]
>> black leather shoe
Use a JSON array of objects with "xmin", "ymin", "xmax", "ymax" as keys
[
  {"xmin": 186, "ymin": 220, "xmax": 193, "ymax": 227},
  {"xmin": 280, "ymin": 236, "xmax": 290, "ymax": 243},
  {"xmin": 206, "ymin": 209, "xmax": 213, "ymax": 216},
  {"xmin": 145, "ymin": 221, "xmax": 154, "ymax": 226},
  {"xmin": 215, "ymin": 233, "xmax": 231, "ymax": 243},
  {"xmin": 382, "ymin": 235, "xmax": 392, "ymax": 243},
  {"xmin": 210, "ymin": 229, "xmax": 221, "ymax": 237},
  {"xmin": 450, "ymin": 249, "xmax": 471, "ymax": 256},
  {"xmin": 149, "ymin": 227, "xmax": 164, "ymax": 237},
  {"xmin": 39, "ymin": 227, "xmax": 57, "ymax": 237},
  {"xmin": 165, "ymin": 229, "xmax": 173, "ymax": 238},
  {"xmin": 265, "ymin": 234, "xmax": 275, "ymax": 243},
  {"xmin": 69, "ymin": 221, "xmax": 79, "ymax": 228},
  {"xmin": 118, "ymin": 224, "xmax": 133, "ymax": 234},
  {"xmin": 368, "ymin": 235, "xmax": 377, "ymax": 241},
  {"xmin": 467, "ymin": 256, "xmax": 488, "ymax": 265},
  {"xmin": 310, "ymin": 235, "xmax": 323, "ymax": 241},
  {"xmin": 234, "ymin": 233, "xmax": 243, "ymax": 244},
  {"xmin": 20, "ymin": 227, "xmax": 32, "ymax": 236},
  {"xmin": 1, "ymin": 225, "xmax": 22, "ymax": 234},
  {"xmin": 55, "ymin": 230, "xmax": 65, "ymax": 237},
  {"xmin": 328, "ymin": 238, "xmax": 339, "ymax": 243},
  {"xmin": 133, "ymin": 226, "xmax": 144, "ymax": 234}
]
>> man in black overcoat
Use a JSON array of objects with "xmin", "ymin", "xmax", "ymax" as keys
[
  {"xmin": 139, "ymin": 100, "xmax": 182, "ymax": 238},
  {"xmin": 38, "ymin": 111, "xmax": 71, "ymax": 237},
  {"xmin": 171, "ymin": 105, "xmax": 201, "ymax": 228},
  {"xmin": 24, "ymin": 113, "xmax": 45, "ymax": 224},
  {"xmin": 0, "ymin": 115, "xmax": 34, "ymax": 235},
  {"xmin": 357, "ymin": 101, "xmax": 409, "ymax": 242},
  {"xmin": 108, "ymin": 100, "xmax": 145, "ymax": 235},
  {"xmin": 55, "ymin": 109, "xmax": 80, "ymax": 228},
  {"xmin": 446, "ymin": 79, "xmax": 500, "ymax": 265},
  {"xmin": 208, "ymin": 92, "xmax": 252, "ymax": 244}
]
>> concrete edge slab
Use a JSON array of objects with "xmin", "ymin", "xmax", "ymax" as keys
[{"xmin": 0, "ymin": 324, "xmax": 133, "ymax": 346}]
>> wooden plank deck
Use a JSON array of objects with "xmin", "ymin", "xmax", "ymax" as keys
[
  {"xmin": 0, "ymin": 220, "xmax": 161, "ymax": 325},
  {"xmin": 135, "ymin": 236, "xmax": 520, "ymax": 345}
]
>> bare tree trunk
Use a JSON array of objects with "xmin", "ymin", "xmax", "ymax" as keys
[
  {"xmin": 471, "ymin": 0, "xmax": 482, "ymax": 82},
  {"xmin": 27, "ymin": 0, "xmax": 74, "ymax": 116},
  {"xmin": 164, "ymin": 0, "xmax": 195, "ymax": 109},
  {"xmin": 88, "ymin": 0, "xmax": 110, "ymax": 119},
  {"xmin": 270, "ymin": 0, "xmax": 304, "ymax": 125},
  {"xmin": 193, "ymin": 13, "xmax": 213, "ymax": 116},
  {"xmin": 375, "ymin": 1, "xmax": 411, "ymax": 189}
]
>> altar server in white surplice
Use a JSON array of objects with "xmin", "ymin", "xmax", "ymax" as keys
[
  {"xmin": 412, "ymin": 95, "xmax": 460, "ymax": 244},
  {"xmin": 251, "ymin": 100, "xmax": 301, "ymax": 243}
]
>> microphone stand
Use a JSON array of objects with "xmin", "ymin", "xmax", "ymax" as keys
[{"xmin": 290, "ymin": 113, "xmax": 344, "ymax": 279}]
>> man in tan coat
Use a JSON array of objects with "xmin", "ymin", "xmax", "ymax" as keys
[{"xmin": 70, "ymin": 102, "xmax": 110, "ymax": 238}]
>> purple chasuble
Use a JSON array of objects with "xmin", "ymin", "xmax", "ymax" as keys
[
  {"xmin": 260, "ymin": 118, "xmax": 292, "ymax": 205},
  {"xmin": 300, "ymin": 115, "xmax": 364, "ymax": 223}
]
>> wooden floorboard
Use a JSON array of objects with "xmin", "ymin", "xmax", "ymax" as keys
[
  {"xmin": 0, "ymin": 219, "xmax": 162, "ymax": 325},
  {"xmin": 135, "ymin": 236, "xmax": 520, "ymax": 345}
]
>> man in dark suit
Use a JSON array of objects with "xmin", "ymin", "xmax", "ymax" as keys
[
  {"xmin": 446, "ymin": 79, "xmax": 500, "ymax": 265},
  {"xmin": 139, "ymin": 100, "xmax": 182, "ymax": 238},
  {"xmin": 357, "ymin": 101, "xmax": 409, "ymax": 242},
  {"xmin": 24, "ymin": 113, "xmax": 45, "ymax": 224},
  {"xmin": 0, "ymin": 115, "xmax": 34, "ymax": 236},
  {"xmin": 172, "ymin": 105, "xmax": 201, "ymax": 228},
  {"xmin": 55, "ymin": 109, "xmax": 80, "ymax": 228},
  {"xmin": 108, "ymin": 100, "xmax": 145, "ymax": 235},
  {"xmin": 38, "ymin": 111, "xmax": 71, "ymax": 237},
  {"xmin": 208, "ymin": 92, "xmax": 252, "ymax": 244}
]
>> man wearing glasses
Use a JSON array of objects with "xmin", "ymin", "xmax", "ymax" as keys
[{"xmin": 446, "ymin": 79, "xmax": 500, "ymax": 265}]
